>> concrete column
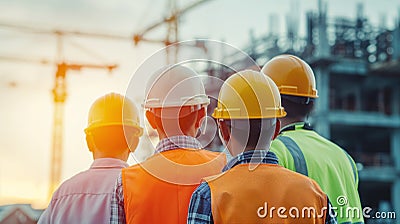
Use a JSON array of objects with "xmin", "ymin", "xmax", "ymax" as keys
[
  {"xmin": 392, "ymin": 87, "xmax": 400, "ymax": 116},
  {"xmin": 391, "ymin": 129, "xmax": 400, "ymax": 170},
  {"xmin": 392, "ymin": 17, "xmax": 400, "ymax": 60},
  {"xmin": 391, "ymin": 129, "xmax": 400, "ymax": 219},
  {"xmin": 354, "ymin": 86, "xmax": 362, "ymax": 111},
  {"xmin": 316, "ymin": 0, "xmax": 330, "ymax": 58},
  {"xmin": 314, "ymin": 66, "xmax": 330, "ymax": 138}
]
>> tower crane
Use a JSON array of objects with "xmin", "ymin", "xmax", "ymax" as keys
[
  {"xmin": 49, "ymin": 61, "xmax": 117, "ymax": 198},
  {"xmin": 132, "ymin": 0, "xmax": 212, "ymax": 63},
  {"xmin": 0, "ymin": 24, "xmax": 124, "ymax": 199},
  {"xmin": 0, "ymin": 0, "xmax": 212, "ymax": 197}
]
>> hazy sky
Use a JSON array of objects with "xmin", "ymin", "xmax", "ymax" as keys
[{"xmin": 0, "ymin": 0, "xmax": 399, "ymax": 208}]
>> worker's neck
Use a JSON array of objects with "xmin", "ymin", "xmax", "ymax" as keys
[
  {"xmin": 229, "ymin": 146, "xmax": 269, "ymax": 157},
  {"xmin": 280, "ymin": 118, "xmax": 305, "ymax": 130},
  {"xmin": 92, "ymin": 151, "xmax": 129, "ymax": 161},
  {"xmin": 243, "ymin": 148, "xmax": 268, "ymax": 152},
  {"xmin": 157, "ymin": 128, "xmax": 197, "ymax": 140}
]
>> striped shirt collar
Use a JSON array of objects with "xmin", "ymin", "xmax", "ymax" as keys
[
  {"xmin": 222, "ymin": 150, "xmax": 278, "ymax": 172},
  {"xmin": 155, "ymin": 135, "xmax": 203, "ymax": 153}
]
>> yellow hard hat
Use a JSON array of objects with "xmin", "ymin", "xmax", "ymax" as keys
[
  {"xmin": 212, "ymin": 70, "xmax": 286, "ymax": 119},
  {"xmin": 84, "ymin": 93, "xmax": 143, "ymax": 136},
  {"xmin": 261, "ymin": 54, "xmax": 318, "ymax": 98}
]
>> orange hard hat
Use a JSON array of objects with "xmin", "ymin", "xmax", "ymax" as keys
[{"xmin": 261, "ymin": 55, "xmax": 318, "ymax": 98}]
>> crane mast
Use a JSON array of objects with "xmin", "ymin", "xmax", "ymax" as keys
[
  {"xmin": 48, "ymin": 62, "xmax": 116, "ymax": 199},
  {"xmin": 49, "ymin": 63, "xmax": 67, "ymax": 197}
]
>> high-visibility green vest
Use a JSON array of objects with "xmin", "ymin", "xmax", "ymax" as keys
[{"xmin": 270, "ymin": 122, "xmax": 364, "ymax": 224}]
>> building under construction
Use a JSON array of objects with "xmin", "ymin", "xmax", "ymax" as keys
[{"xmin": 205, "ymin": 1, "xmax": 399, "ymax": 223}]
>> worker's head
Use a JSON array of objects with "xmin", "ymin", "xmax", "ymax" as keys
[
  {"xmin": 212, "ymin": 70, "xmax": 286, "ymax": 157},
  {"xmin": 84, "ymin": 93, "xmax": 143, "ymax": 161},
  {"xmin": 261, "ymin": 54, "xmax": 318, "ymax": 122},
  {"xmin": 144, "ymin": 65, "xmax": 209, "ymax": 139}
]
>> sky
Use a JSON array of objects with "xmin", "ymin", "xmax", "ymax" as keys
[{"xmin": 0, "ymin": 0, "xmax": 399, "ymax": 208}]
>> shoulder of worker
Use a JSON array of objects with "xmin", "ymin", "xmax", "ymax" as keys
[
  {"xmin": 47, "ymin": 171, "xmax": 88, "ymax": 201},
  {"xmin": 50, "ymin": 164, "xmax": 122, "ymax": 200},
  {"xmin": 309, "ymin": 131, "xmax": 358, "ymax": 165},
  {"xmin": 279, "ymin": 166, "xmax": 327, "ymax": 198},
  {"xmin": 270, "ymin": 137, "xmax": 288, "ymax": 152},
  {"xmin": 270, "ymin": 137, "xmax": 293, "ymax": 167},
  {"xmin": 196, "ymin": 149, "xmax": 227, "ymax": 162},
  {"xmin": 202, "ymin": 171, "xmax": 225, "ymax": 183}
]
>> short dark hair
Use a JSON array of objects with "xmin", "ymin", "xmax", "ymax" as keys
[
  {"xmin": 281, "ymin": 95, "xmax": 315, "ymax": 119},
  {"xmin": 222, "ymin": 118, "xmax": 275, "ymax": 149}
]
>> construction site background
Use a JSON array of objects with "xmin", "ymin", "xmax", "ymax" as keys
[{"xmin": 0, "ymin": 0, "xmax": 399, "ymax": 223}]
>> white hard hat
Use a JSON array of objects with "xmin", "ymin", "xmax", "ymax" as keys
[{"xmin": 144, "ymin": 65, "xmax": 210, "ymax": 110}]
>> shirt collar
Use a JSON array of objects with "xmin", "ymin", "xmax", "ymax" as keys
[
  {"xmin": 280, "ymin": 122, "xmax": 313, "ymax": 133},
  {"xmin": 90, "ymin": 158, "xmax": 129, "ymax": 169},
  {"xmin": 222, "ymin": 150, "xmax": 279, "ymax": 172},
  {"xmin": 155, "ymin": 135, "xmax": 203, "ymax": 153}
]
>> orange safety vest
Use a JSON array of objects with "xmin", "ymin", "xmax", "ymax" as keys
[
  {"xmin": 206, "ymin": 164, "xmax": 328, "ymax": 224},
  {"xmin": 122, "ymin": 148, "xmax": 226, "ymax": 224}
]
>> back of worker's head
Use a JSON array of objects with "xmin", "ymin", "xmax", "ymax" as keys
[
  {"xmin": 261, "ymin": 54, "xmax": 318, "ymax": 121},
  {"xmin": 84, "ymin": 93, "xmax": 143, "ymax": 159},
  {"xmin": 212, "ymin": 70, "xmax": 286, "ymax": 157},
  {"xmin": 143, "ymin": 65, "xmax": 210, "ymax": 138},
  {"xmin": 281, "ymin": 95, "xmax": 315, "ymax": 120}
]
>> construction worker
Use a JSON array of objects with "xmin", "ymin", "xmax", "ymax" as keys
[
  {"xmin": 262, "ymin": 54, "xmax": 364, "ymax": 224},
  {"xmin": 38, "ymin": 93, "xmax": 143, "ymax": 223},
  {"xmin": 110, "ymin": 65, "xmax": 226, "ymax": 224},
  {"xmin": 188, "ymin": 70, "xmax": 337, "ymax": 224}
]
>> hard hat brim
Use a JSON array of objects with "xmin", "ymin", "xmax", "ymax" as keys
[{"xmin": 84, "ymin": 123, "xmax": 143, "ymax": 137}]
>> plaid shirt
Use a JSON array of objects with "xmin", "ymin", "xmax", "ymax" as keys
[
  {"xmin": 110, "ymin": 135, "xmax": 202, "ymax": 224},
  {"xmin": 187, "ymin": 150, "xmax": 338, "ymax": 224}
]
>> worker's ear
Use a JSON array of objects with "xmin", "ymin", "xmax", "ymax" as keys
[
  {"xmin": 145, "ymin": 110, "xmax": 157, "ymax": 129},
  {"xmin": 86, "ymin": 133, "xmax": 95, "ymax": 152},
  {"xmin": 218, "ymin": 119, "xmax": 230, "ymax": 144},
  {"xmin": 272, "ymin": 119, "xmax": 281, "ymax": 140},
  {"xmin": 195, "ymin": 108, "xmax": 206, "ymax": 129},
  {"xmin": 127, "ymin": 136, "xmax": 139, "ymax": 152}
]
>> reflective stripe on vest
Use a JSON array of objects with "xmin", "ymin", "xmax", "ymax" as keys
[
  {"xmin": 277, "ymin": 135, "xmax": 308, "ymax": 176},
  {"xmin": 122, "ymin": 148, "xmax": 226, "ymax": 224},
  {"xmin": 342, "ymin": 149, "xmax": 357, "ymax": 184}
]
